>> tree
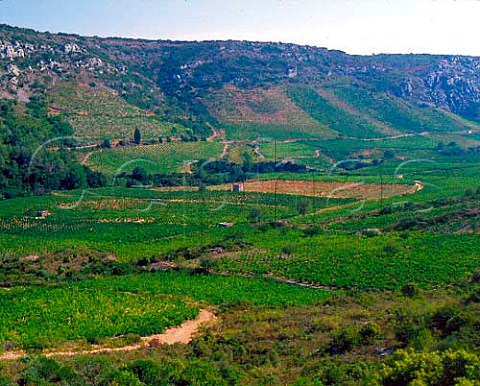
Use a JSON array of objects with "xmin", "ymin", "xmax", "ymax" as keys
[
  {"xmin": 60, "ymin": 164, "xmax": 87, "ymax": 190},
  {"xmin": 101, "ymin": 139, "xmax": 111, "ymax": 148},
  {"xmin": 0, "ymin": 98, "xmax": 94, "ymax": 198},
  {"xmin": 242, "ymin": 152, "xmax": 253, "ymax": 172},
  {"xmin": 86, "ymin": 168, "xmax": 107, "ymax": 188},
  {"xmin": 127, "ymin": 360, "xmax": 161, "ymax": 384},
  {"xmin": 134, "ymin": 128, "xmax": 142, "ymax": 144},
  {"xmin": 130, "ymin": 166, "xmax": 148, "ymax": 185}
]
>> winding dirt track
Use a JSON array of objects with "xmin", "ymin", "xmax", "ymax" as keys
[
  {"xmin": 80, "ymin": 150, "xmax": 96, "ymax": 165},
  {"xmin": 220, "ymin": 144, "xmax": 230, "ymax": 159},
  {"xmin": 0, "ymin": 309, "xmax": 216, "ymax": 361}
]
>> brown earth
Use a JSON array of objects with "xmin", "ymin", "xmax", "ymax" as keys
[{"xmin": 209, "ymin": 179, "xmax": 421, "ymax": 199}]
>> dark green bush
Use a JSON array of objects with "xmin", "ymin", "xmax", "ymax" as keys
[
  {"xmin": 360, "ymin": 322, "xmax": 382, "ymax": 344},
  {"xmin": 329, "ymin": 327, "xmax": 361, "ymax": 354},
  {"xmin": 401, "ymin": 283, "xmax": 418, "ymax": 297}
]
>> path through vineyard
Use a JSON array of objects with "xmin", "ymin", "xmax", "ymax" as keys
[{"xmin": 0, "ymin": 309, "xmax": 216, "ymax": 361}]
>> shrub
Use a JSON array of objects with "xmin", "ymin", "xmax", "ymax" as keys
[
  {"xmin": 124, "ymin": 333, "xmax": 141, "ymax": 345},
  {"xmin": 383, "ymin": 242, "xmax": 400, "ymax": 256},
  {"xmin": 410, "ymin": 328, "xmax": 435, "ymax": 351},
  {"xmin": 329, "ymin": 327, "xmax": 360, "ymax": 354},
  {"xmin": 465, "ymin": 188, "xmax": 475, "ymax": 197},
  {"xmin": 200, "ymin": 257, "xmax": 219, "ymax": 270},
  {"xmin": 101, "ymin": 138, "xmax": 111, "ymax": 148},
  {"xmin": 379, "ymin": 206, "xmax": 393, "ymax": 215},
  {"xmin": 107, "ymin": 371, "xmax": 144, "ymax": 386},
  {"xmin": 0, "ymin": 377, "xmax": 14, "ymax": 386},
  {"xmin": 127, "ymin": 360, "xmax": 162, "ymax": 385},
  {"xmin": 19, "ymin": 357, "xmax": 83, "ymax": 385},
  {"xmin": 23, "ymin": 338, "xmax": 51, "ymax": 353},
  {"xmin": 247, "ymin": 207, "xmax": 263, "ymax": 223},
  {"xmin": 74, "ymin": 356, "xmax": 117, "ymax": 385},
  {"xmin": 395, "ymin": 322, "xmax": 418, "ymax": 345},
  {"xmin": 360, "ymin": 322, "xmax": 382, "ymax": 344},
  {"xmin": 466, "ymin": 288, "xmax": 480, "ymax": 304},
  {"xmin": 393, "ymin": 216, "xmax": 425, "ymax": 231},
  {"xmin": 296, "ymin": 199, "xmax": 312, "ymax": 215},
  {"xmin": 401, "ymin": 283, "xmax": 418, "ymax": 297},
  {"xmin": 380, "ymin": 349, "xmax": 480, "ymax": 385},
  {"xmin": 303, "ymin": 226, "xmax": 322, "ymax": 237},
  {"xmin": 427, "ymin": 306, "xmax": 464, "ymax": 337}
]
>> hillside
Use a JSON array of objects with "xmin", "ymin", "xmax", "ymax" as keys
[
  {"xmin": 2, "ymin": 24, "xmax": 480, "ymax": 142},
  {"xmin": 3, "ymin": 24, "xmax": 480, "ymax": 386}
]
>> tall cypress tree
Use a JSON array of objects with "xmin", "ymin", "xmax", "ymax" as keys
[{"xmin": 134, "ymin": 128, "xmax": 142, "ymax": 144}]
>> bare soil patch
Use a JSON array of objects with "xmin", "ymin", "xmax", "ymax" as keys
[{"xmin": 210, "ymin": 180, "xmax": 419, "ymax": 200}]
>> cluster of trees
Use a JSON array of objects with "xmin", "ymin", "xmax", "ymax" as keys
[
  {"xmin": 338, "ymin": 158, "xmax": 384, "ymax": 171},
  {"xmin": 0, "ymin": 96, "xmax": 107, "ymax": 199},
  {"xmin": 436, "ymin": 141, "xmax": 480, "ymax": 156},
  {"xmin": 381, "ymin": 349, "xmax": 480, "ymax": 385},
  {"xmin": 4, "ymin": 351, "xmax": 478, "ymax": 385},
  {"xmin": 0, "ymin": 356, "xmax": 231, "ymax": 385}
]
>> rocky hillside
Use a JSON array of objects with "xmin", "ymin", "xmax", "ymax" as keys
[{"xmin": 2, "ymin": 23, "xmax": 480, "ymax": 140}]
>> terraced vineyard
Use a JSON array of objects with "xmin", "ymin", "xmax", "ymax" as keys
[
  {"xmin": 205, "ymin": 86, "xmax": 334, "ymax": 140},
  {"xmin": 86, "ymin": 142, "xmax": 224, "ymax": 175},
  {"xmin": 324, "ymin": 82, "xmax": 480, "ymax": 134},
  {"xmin": 50, "ymin": 83, "xmax": 187, "ymax": 141},
  {"xmin": 286, "ymin": 85, "xmax": 386, "ymax": 138}
]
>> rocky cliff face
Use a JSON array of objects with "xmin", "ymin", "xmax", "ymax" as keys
[
  {"xmin": 2, "ymin": 23, "xmax": 480, "ymax": 125},
  {"xmin": 421, "ymin": 57, "xmax": 480, "ymax": 116},
  {"xmin": 385, "ymin": 56, "xmax": 480, "ymax": 117}
]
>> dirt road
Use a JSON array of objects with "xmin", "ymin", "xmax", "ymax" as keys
[{"xmin": 0, "ymin": 309, "xmax": 216, "ymax": 361}]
